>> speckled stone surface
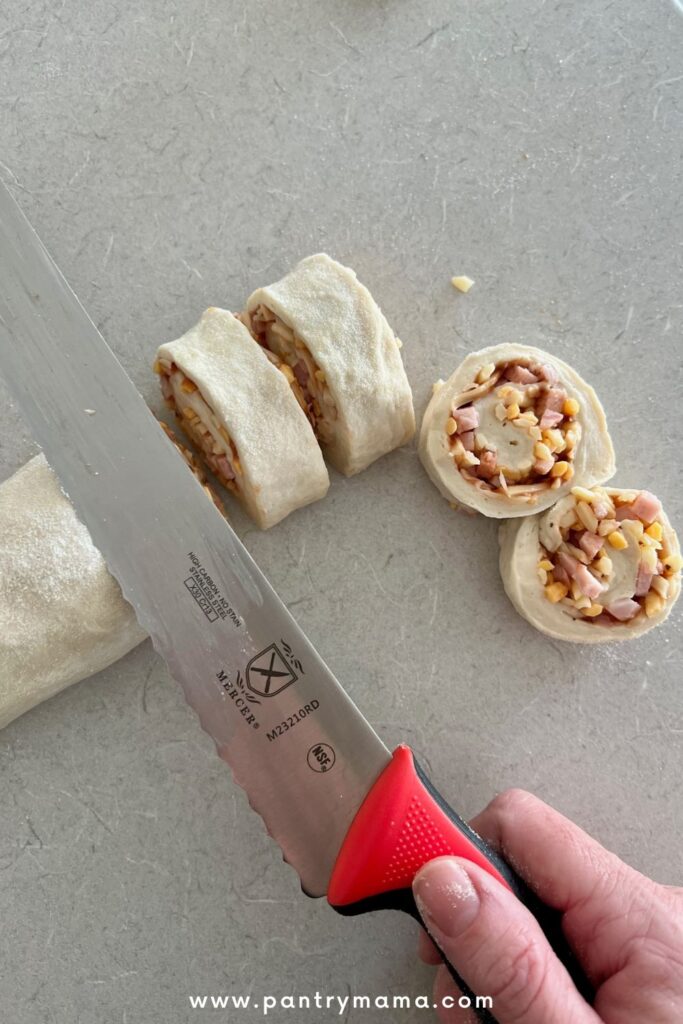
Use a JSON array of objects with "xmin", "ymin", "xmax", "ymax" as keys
[{"xmin": 1, "ymin": 2, "xmax": 682, "ymax": 1022}]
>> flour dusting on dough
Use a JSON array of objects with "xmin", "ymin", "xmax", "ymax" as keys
[{"xmin": 0, "ymin": 455, "xmax": 145, "ymax": 728}]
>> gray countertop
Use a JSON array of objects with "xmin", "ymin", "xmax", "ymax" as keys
[{"xmin": 1, "ymin": 2, "xmax": 682, "ymax": 1022}]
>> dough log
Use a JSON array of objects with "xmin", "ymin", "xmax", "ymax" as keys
[
  {"xmin": 419, "ymin": 344, "xmax": 615, "ymax": 518},
  {"xmin": 0, "ymin": 455, "xmax": 146, "ymax": 728},
  {"xmin": 499, "ymin": 485, "xmax": 681, "ymax": 643},
  {"xmin": 242, "ymin": 253, "xmax": 415, "ymax": 476},
  {"xmin": 0, "ymin": 427, "xmax": 222, "ymax": 729},
  {"xmin": 156, "ymin": 307, "xmax": 329, "ymax": 529}
]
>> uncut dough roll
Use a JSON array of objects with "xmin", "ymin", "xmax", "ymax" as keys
[
  {"xmin": 499, "ymin": 486, "xmax": 681, "ymax": 643},
  {"xmin": 0, "ymin": 454, "xmax": 146, "ymax": 729},
  {"xmin": 419, "ymin": 344, "xmax": 615, "ymax": 518},
  {"xmin": 0, "ymin": 429, "xmax": 222, "ymax": 730},
  {"xmin": 242, "ymin": 253, "xmax": 415, "ymax": 476},
  {"xmin": 156, "ymin": 306, "xmax": 329, "ymax": 529}
]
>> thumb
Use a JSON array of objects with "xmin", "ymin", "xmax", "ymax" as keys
[{"xmin": 413, "ymin": 857, "xmax": 598, "ymax": 1024}]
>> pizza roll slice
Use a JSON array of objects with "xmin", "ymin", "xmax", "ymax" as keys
[
  {"xmin": 419, "ymin": 344, "xmax": 615, "ymax": 518},
  {"xmin": 156, "ymin": 306, "xmax": 329, "ymax": 529},
  {"xmin": 242, "ymin": 253, "xmax": 415, "ymax": 476},
  {"xmin": 499, "ymin": 485, "xmax": 681, "ymax": 643}
]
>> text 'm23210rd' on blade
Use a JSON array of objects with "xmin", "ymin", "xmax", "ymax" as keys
[{"xmin": 0, "ymin": 179, "xmax": 390, "ymax": 897}]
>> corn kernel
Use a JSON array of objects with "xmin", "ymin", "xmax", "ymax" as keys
[
  {"xmin": 621, "ymin": 519, "xmax": 644, "ymax": 542},
  {"xmin": 534, "ymin": 441, "xmax": 552, "ymax": 462},
  {"xmin": 664, "ymin": 553, "xmax": 683, "ymax": 572},
  {"xmin": 462, "ymin": 451, "xmax": 480, "ymax": 467},
  {"xmin": 451, "ymin": 275, "xmax": 475, "ymax": 293},
  {"xmin": 645, "ymin": 522, "xmax": 663, "ymax": 542},
  {"xmin": 581, "ymin": 603, "xmax": 603, "ymax": 617},
  {"xmin": 152, "ymin": 359, "xmax": 162, "ymax": 375},
  {"xmin": 563, "ymin": 397, "xmax": 580, "ymax": 417},
  {"xmin": 571, "ymin": 486, "xmax": 595, "ymax": 502},
  {"xmin": 576, "ymin": 500, "xmax": 599, "ymax": 532},
  {"xmin": 506, "ymin": 403, "xmax": 521, "ymax": 420},
  {"xmin": 180, "ymin": 379, "xmax": 198, "ymax": 394},
  {"xmin": 519, "ymin": 410, "xmax": 539, "ymax": 425},
  {"xmin": 543, "ymin": 428, "xmax": 565, "ymax": 452},
  {"xmin": 608, "ymin": 530, "xmax": 628, "ymax": 550},
  {"xmin": 651, "ymin": 576, "xmax": 669, "ymax": 598},
  {"xmin": 495, "ymin": 402, "xmax": 507, "ymax": 422},
  {"xmin": 446, "ymin": 417, "xmax": 458, "ymax": 436},
  {"xmin": 538, "ymin": 559, "xmax": 554, "ymax": 571},
  {"xmin": 594, "ymin": 555, "xmax": 613, "ymax": 576},
  {"xmin": 314, "ymin": 369, "xmax": 326, "ymax": 383},
  {"xmin": 645, "ymin": 592, "xmax": 664, "ymax": 617},
  {"xmin": 545, "ymin": 582, "xmax": 569, "ymax": 603},
  {"xmin": 476, "ymin": 362, "xmax": 496, "ymax": 383},
  {"xmin": 551, "ymin": 460, "xmax": 570, "ymax": 478}
]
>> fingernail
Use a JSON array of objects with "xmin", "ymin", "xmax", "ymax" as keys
[{"xmin": 413, "ymin": 857, "xmax": 480, "ymax": 939}]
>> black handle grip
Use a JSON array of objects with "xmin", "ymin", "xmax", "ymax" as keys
[{"xmin": 415, "ymin": 759, "xmax": 594, "ymax": 1007}]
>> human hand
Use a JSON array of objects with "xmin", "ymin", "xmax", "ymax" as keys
[{"xmin": 413, "ymin": 789, "xmax": 683, "ymax": 1023}]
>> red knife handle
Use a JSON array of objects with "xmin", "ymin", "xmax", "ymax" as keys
[{"xmin": 328, "ymin": 746, "xmax": 592, "ymax": 1019}]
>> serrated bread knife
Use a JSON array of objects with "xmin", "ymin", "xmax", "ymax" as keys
[{"xmin": 0, "ymin": 181, "xmax": 591, "ymax": 1020}]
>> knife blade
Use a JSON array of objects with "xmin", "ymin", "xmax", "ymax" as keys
[
  {"xmin": 0, "ymin": 179, "xmax": 391, "ymax": 898},
  {"xmin": 0, "ymin": 180, "xmax": 592, "ymax": 1014}
]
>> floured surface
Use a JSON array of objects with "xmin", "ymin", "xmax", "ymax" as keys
[
  {"xmin": 0, "ymin": 2, "xmax": 682, "ymax": 1023},
  {"xmin": 0, "ymin": 455, "xmax": 145, "ymax": 727}
]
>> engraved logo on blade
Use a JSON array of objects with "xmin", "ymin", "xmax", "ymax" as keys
[
  {"xmin": 307, "ymin": 743, "xmax": 336, "ymax": 773},
  {"xmin": 247, "ymin": 644, "xmax": 297, "ymax": 698}
]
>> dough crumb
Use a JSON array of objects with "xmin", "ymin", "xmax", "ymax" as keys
[
  {"xmin": 84, "ymin": 408, "xmax": 96, "ymax": 415},
  {"xmin": 451, "ymin": 275, "xmax": 475, "ymax": 293}
]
